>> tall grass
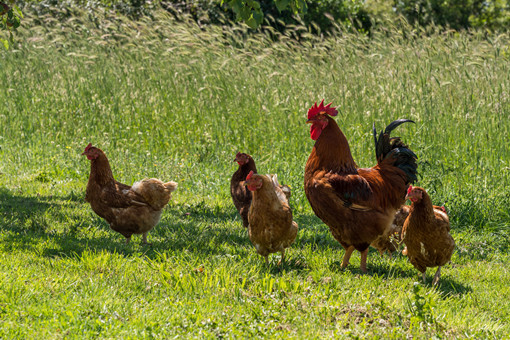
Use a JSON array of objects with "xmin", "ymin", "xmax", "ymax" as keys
[{"xmin": 0, "ymin": 8, "xmax": 509, "ymax": 338}]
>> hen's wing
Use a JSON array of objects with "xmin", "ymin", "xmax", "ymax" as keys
[
  {"xmin": 99, "ymin": 181, "xmax": 149, "ymax": 208},
  {"xmin": 434, "ymin": 209, "xmax": 451, "ymax": 232}
]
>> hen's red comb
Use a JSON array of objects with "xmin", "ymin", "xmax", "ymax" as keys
[
  {"xmin": 84, "ymin": 143, "xmax": 93, "ymax": 152},
  {"xmin": 307, "ymin": 100, "xmax": 338, "ymax": 120},
  {"xmin": 407, "ymin": 186, "xmax": 413, "ymax": 195},
  {"xmin": 246, "ymin": 170, "xmax": 255, "ymax": 181}
]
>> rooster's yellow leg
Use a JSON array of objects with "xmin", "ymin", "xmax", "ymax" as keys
[
  {"xmin": 341, "ymin": 246, "xmax": 355, "ymax": 269},
  {"xmin": 359, "ymin": 248, "xmax": 369, "ymax": 273}
]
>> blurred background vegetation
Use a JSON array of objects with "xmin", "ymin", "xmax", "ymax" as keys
[{"xmin": 13, "ymin": 0, "xmax": 510, "ymax": 34}]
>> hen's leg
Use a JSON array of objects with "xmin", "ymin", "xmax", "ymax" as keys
[
  {"xmin": 422, "ymin": 271, "xmax": 427, "ymax": 283},
  {"xmin": 359, "ymin": 248, "xmax": 369, "ymax": 273},
  {"xmin": 125, "ymin": 237, "xmax": 131, "ymax": 244},
  {"xmin": 264, "ymin": 256, "xmax": 269, "ymax": 265},
  {"xmin": 341, "ymin": 246, "xmax": 355, "ymax": 269},
  {"xmin": 142, "ymin": 232, "xmax": 152, "ymax": 245},
  {"xmin": 278, "ymin": 249, "xmax": 286, "ymax": 266},
  {"xmin": 432, "ymin": 267, "xmax": 441, "ymax": 285}
]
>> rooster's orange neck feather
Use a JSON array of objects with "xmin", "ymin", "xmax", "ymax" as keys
[{"xmin": 306, "ymin": 116, "xmax": 357, "ymax": 174}]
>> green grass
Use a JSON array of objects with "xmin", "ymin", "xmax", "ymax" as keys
[{"xmin": 0, "ymin": 9, "xmax": 509, "ymax": 338}]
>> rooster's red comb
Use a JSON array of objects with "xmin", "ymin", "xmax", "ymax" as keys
[
  {"xmin": 84, "ymin": 143, "xmax": 93, "ymax": 152},
  {"xmin": 407, "ymin": 186, "xmax": 413, "ymax": 195},
  {"xmin": 246, "ymin": 170, "xmax": 255, "ymax": 181},
  {"xmin": 307, "ymin": 100, "xmax": 338, "ymax": 120}
]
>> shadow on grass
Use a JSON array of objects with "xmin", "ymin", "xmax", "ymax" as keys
[
  {"xmin": 0, "ymin": 190, "xmax": 253, "ymax": 259},
  {"xmin": 325, "ymin": 249, "xmax": 472, "ymax": 296},
  {"xmin": 266, "ymin": 253, "xmax": 310, "ymax": 274},
  {"xmin": 0, "ymin": 188, "xmax": 499, "ymax": 289},
  {"xmin": 0, "ymin": 187, "xmax": 87, "ymax": 251},
  {"xmin": 294, "ymin": 213, "xmax": 343, "ymax": 250}
]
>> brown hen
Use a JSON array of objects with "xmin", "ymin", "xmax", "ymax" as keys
[
  {"xmin": 230, "ymin": 152, "xmax": 257, "ymax": 228},
  {"xmin": 402, "ymin": 186, "xmax": 455, "ymax": 285},
  {"xmin": 371, "ymin": 204, "xmax": 447, "ymax": 257},
  {"xmin": 245, "ymin": 171, "xmax": 298, "ymax": 264},
  {"xmin": 82, "ymin": 143, "xmax": 177, "ymax": 244},
  {"xmin": 230, "ymin": 153, "xmax": 291, "ymax": 228}
]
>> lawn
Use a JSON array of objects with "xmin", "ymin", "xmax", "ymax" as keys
[{"xmin": 0, "ymin": 9, "xmax": 509, "ymax": 338}]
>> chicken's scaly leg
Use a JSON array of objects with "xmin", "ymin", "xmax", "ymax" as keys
[
  {"xmin": 264, "ymin": 256, "xmax": 269, "ymax": 265},
  {"xmin": 432, "ymin": 267, "xmax": 441, "ymax": 285},
  {"xmin": 341, "ymin": 246, "xmax": 355, "ymax": 269},
  {"xmin": 359, "ymin": 248, "xmax": 369, "ymax": 274},
  {"xmin": 125, "ymin": 237, "xmax": 131, "ymax": 244},
  {"xmin": 422, "ymin": 271, "xmax": 427, "ymax": 283},
  {"xmin": 142, "ymin": 232, "xmax": 152, "ymax": 245},
  {"xmin": 277, "ymin": 249, "xmax": 286, "ymax": 266}
]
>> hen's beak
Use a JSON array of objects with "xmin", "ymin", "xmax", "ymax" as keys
[
  {"xmin": 306, "ymin": 119, "xmax": 314, "ymax": 124},
  {"xmin": 81, "ymin": 151, "xmax": 87, "ymax": 156}
]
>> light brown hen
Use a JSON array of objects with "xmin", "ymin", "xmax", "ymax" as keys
[
  {"xmin": 82, "ymin": 143, "xmax": 177, "ymax": 244},
  {"xmin": 245, "ymin": 171, "xmax": 298, "ymax": 264}
]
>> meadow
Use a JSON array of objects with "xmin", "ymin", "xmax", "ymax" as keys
[{"xmin": 0, "ymin": 8, "xmax": 509, "ymax": 338}]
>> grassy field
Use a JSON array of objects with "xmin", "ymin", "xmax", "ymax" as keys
[{"xmin": 0, "ymin": 9, "xmax": 509, "ymax": 338}]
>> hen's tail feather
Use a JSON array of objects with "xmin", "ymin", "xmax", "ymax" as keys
[
  {"xmin": 164, "ymin": 181, "xmax": 178, "ymax": 192},
  {"xmin": 373, "ymin": 119, "xmax": 418, "ymax": 184},
  {"xmin": 268, "ymin": 173, "xmax": 292, "ymax": 203},
  {"xmin": 132, "ymin": 178, "xmax": 177, "ymax": 210}
]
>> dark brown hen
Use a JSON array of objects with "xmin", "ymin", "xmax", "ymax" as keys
[
  {"xmin": 230, "ymin": 152, "xmax": 257, "ymax": 228},
  {"xmin": 402, "ymin": 186, "xmax": 455, "ymax": 285}
]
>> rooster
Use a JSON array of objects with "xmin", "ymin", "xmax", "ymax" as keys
[
  {"xmin": 245, "ymin": 171, "xmax": 298, "ymax": 264},
  {"xmin": 82, "ymin": 143, "xmax": 177, "ymax": 244},
  {"xmin": 402, "ymin": 186, "xmax": 455, "ymax": 285},
  {"xmin": 304, "ymin": 100, "xmax": 417, "ymax": 272}
]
